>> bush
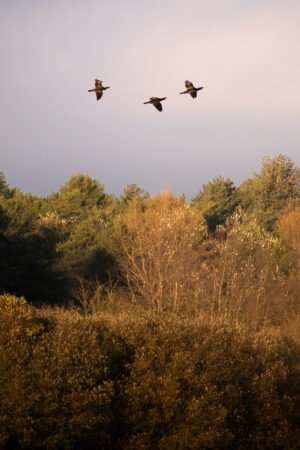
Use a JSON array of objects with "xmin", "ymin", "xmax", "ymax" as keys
[
  {"xmin": 0, "ymin": 297, "xmax": 299, "ymax": 449},
  {"xmin": 0, "ymin": 295, "xmax": 114, "ymax": 449},
  {"xmin": 118, "ymin": 319, "xmax": 299, "ymax": 449}
]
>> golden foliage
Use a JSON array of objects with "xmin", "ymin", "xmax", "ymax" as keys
[
  {"xmin": 114, "ymin": 193, "xmax": 207, "ymax": 314},
  {"xmin": 278, "ymin": 206, "xmax": 300, "ymax": 262},
  {"xmin": 0, "ymin": 296, "xmax": 299, "ymax": 449}
]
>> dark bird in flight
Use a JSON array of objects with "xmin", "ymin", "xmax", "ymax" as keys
[
  {"xmin": 180, "ymin": 80, "xmax": 204, "ymax": 98},
  {"xmin": 143, "ymin": 97, "xmax": 167, "ymax": 112},
  {"xmin": 88, "ymin": 79, "xmax": 110, "ymax": 100}
]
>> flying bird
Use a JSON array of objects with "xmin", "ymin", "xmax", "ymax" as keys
[
  {"xmin": 180, "ymin": 80, "xmax": 204, "ymax": 98},
  {"xmin": 88, "ymin": 79, "xmax": 110, "ymax": 100},
  {"xmin": 143, "ymin": 97, "xmax": 167, "ymax": 112}
]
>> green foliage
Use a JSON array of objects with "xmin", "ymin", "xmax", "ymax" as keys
[
  {"xmin": 0, "ymin": 156, "xmax": 299, "ymax": 315},
  {"xmin": 0, "ymin": 189, "xmax": 44, "ymax": 236},
  {"xmin": 56, "ymin": 210, "xmax": 116, "ymax": 282},
  {"xmin": 0, "ymin": 174, "xmax": 116, "ymax": 302},
  {"xmin": 0, "ymin": 172, "xmax": 10, "ymax": 198},
  {"xmin": 239, "ymin": 154, "xmax": 300, "ymax": 231},
  {"xmin": 49, "ymin": 174, "xmax": 110, "ymax": 220},
  {"xmin": 0, "ymin": 158, "xmax": 299, "ymax": 448},
  {"xmin": 0, "ymin": 191, "xmax": 65, "ymax": 303},
  {"xmin": 119, "ymin": 183, "xmax": 149, "ymax": 207},
  {"xmin": 45, "ymin": 174, "xmax": 116, "ymax": 292},
  {"xmin": 192, "ymin": 176, "xmax": 240, "ymax": 232}
]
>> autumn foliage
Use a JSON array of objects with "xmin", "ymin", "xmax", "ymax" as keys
[
  {"xmin": 0, "ymin": 155, "xmax": 299, "ymax": 448},
  {"xmin": 0, "ymin": 295, "xmax": 299, "ymax": 449}
]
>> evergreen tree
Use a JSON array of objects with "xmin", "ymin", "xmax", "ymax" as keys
[
  {"xmin": 46, "ymin": 175, "xmax": 116, "ymax": 288},
  {"xmin": 121, "ymin": 184, "xmax": 149, "ymax": 205},
  {"xmin": 0, "ymin": 171, "xmax": 10, "ymax": 198},
  {"xmin": 0, "ymin": 190, "xmax": 66, "ymax": 303},
  {"xmin": 49, "ymin": 174, "xmax": 110, "ymax": 220},
  {"xmin": 239, "ymin": 154, "xmax": 300, "ymax": 231},
  {"xmin": 191, "ymin": 176, "xmax": 239, "ymax": 232},
  {"xmin": 57, "ymin": 209, "xmax": 116, "ymax": 282}
]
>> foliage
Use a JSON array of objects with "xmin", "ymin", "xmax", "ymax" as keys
[
  {"xmin": 0, "ymin": 172, "xmax": 10, "ymax": 198},
  {"xmin": 0, "ymin": 295, "xmax": 114, "ymax": 449},
  {"xmin": 0, "ymin": 156, "xmax": 299, "ymax": 316},
  {"xmin": 0, "ymin": 297, "xmax": 299, "ymax": 449},
  {"xmin": 119, "ymin": 319, "xmax": 298, "ymax": 449},
  {"xmin": 120, "ymin": 183, "xmax": 149, "ymax": 206},
  {"xmin": 0, "ymin": 191, "xmax": 65, "ymax": 302},
  {"xmin": 48, "ymin": 174, "xmax": 110, "ymax": 221},
  {"xmin": 0, "ymin": 157, "xmax": 299, "ymax": 448},
  {"xmin": 199, "ymin": 209, "xmax": 283, "ymax": 327},
  {"xmin": 278, "ymin": 205, "xmax": 300, "ymax": 264},
  {"xmin": 45, "ymin": 174, "xmax": 117, "ymax": 292},
  {"xmin": 114, "ymin": 192, "xmax": 207, "ymax": 314},
  {"xmin": 239, "ymin": 154, "xmax": 300, "ymax": 231},
  {"xmin": 56, "ymin": 209, "xmax": 116, "ymax": 282},
  {"xmin": 192, "ymin": 176, "xmax": 240, "ymax": 232}
]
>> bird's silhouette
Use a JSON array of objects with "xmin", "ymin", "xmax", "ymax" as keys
[
  {"xmin": 143, "ymin": 97, "xmax": 167, "ymax": 112},
  {"xmin": 88, "ymin": 79, "xmax": 110, "ymax": 100},
  {"xmin": 180, "ymin": 80, "xmax": 203, "ymax": 98}
]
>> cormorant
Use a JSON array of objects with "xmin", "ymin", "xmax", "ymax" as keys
[
  {"xmin": 143, "ymin": 97, "xmax": 167, "ymax": 112},
  {"xmin": 180, "ymin": 80, "xmax": 203, "ymax": 98},
  {"xmin": 88, "ymin": 79, "xmax": 110, "ymax": 100}
]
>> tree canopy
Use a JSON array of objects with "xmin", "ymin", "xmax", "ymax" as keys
[
  {"xmin": 191, "ymin": 176, "xmax": 239, "ymax": 232},
  {"xmin": 0, "ymin": 154, "xmax": 299, "ymax": 306}
]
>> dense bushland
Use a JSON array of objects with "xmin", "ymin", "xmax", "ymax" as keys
[
  {"xmin": 0, "ymin": 295, "xmax": 299, "ymax": 449},
  {"xmin": 0, "ymin": 154, "xmax": 299, "ymax": 448}
]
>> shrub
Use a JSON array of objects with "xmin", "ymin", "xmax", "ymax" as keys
[
  {"xmin": 118, "ymin": 318, "xmax": 299, "ymax": 449},
  {"xmin": 0, "ymin": 295, "xmax": 113, "ymax": 449},
  {"xmin": 0, "ymin": 298, "xmax": 299, "ymax": 449}
]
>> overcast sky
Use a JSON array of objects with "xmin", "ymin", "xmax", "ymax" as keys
[{"xmin": 1, "ymin": 0, "xmax": 299, "ymax": 199}]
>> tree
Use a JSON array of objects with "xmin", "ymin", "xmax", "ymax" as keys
[
  {"xmin": 114, "ymin": 193, "xmax": 206, "ymax": 314},
  {"xmin": 191, "ymin": 177, "xmax": 239, "ymax": 232},
  {"xmin": 45, "ymin": 175, "xmax": 116, "ymax": 290},
  {"xmin": 120, "ymin": 184, "xmax": 149, "ymax": 205},
  {"xmin": 0, "ymin": 190, "xmax": 66, "ymax": 303},
  {"xmin": 203, "ymin": 209, "xmax": 281, "ymax": 326},
  {"xmin": 56, "ymin": 209, "xmax": 116, "ymax": 282},
  {"xmin": 239, "ymin": 154, "xmax": 300, "ymax": 231},
  {"xmin": 0, "ymin": 172, "xmax": 10, "ymax": 198},
  {"xmin": 278, "ymin": 206, "xmax": 300, "ymax": 275},
  {"xmin": 48, "ymin": 174, "xmax": 110, "ymax": 221}
]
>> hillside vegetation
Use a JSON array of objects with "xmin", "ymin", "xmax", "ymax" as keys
[{"xmin": 0, "ymin": 154, "xmax": 299, "ymax": 448}]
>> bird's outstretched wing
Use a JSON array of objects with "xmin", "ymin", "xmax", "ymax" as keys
[
  {"xmin": 153, "ymin": 100, "xmax": 163, "ymax": 111},
  {"xmin": 96, "ymin": 90, "xmax": 103, "ymax": 100}
]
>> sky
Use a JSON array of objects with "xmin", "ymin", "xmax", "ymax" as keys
[{"xmin": 1, "ymin": 0, "xmax": 300, "ymax": 200}]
